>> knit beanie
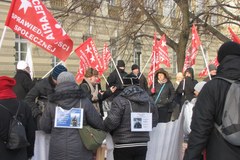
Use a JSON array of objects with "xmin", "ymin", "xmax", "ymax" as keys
[
  {"xmin": 208, "ymin": 64, "xmax": 217, "ymax": 71},
  {"xmin": 85, "ymin": 68, "xmax": 98, "ymax": 78},
  {"xmin": 57, "ymin": 72, "xmax": 75, "ymax": 84},
  {"xmin": 17, "ymin": 61, "xmax": 28, "ymax": 70},
  {"xmin": 51, "ymin": 64, "xmax": 67, "ymax": 80},
  {"xmin": 194, "ymin": 81, "xmax": 206, "ymax": 93},
  {"xmin": 217, "ymin": 41, "xmax": 240, "ymax": 63},
  {"xmin": 117, "ymin": 60, "xmax": 125, "ymax": 67},
  {"xmin": 131, "ymin": 64, "xmax": 139, "ymax": 70}
]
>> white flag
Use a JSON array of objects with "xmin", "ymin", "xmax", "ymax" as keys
[{"xmin": 25, "ymin": 43, "xmax": 34, "ymax": 79}]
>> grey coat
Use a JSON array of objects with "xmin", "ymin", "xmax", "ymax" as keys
[
  {"xmin": 39, "ymin": 82, "xmax": 104, "ymax": 160},
  {"xmin": 104, "ymin": 85, "xmax": 158, "ymax": 145}
]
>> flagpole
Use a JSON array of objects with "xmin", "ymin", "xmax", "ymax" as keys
[
  {"xmin": 0, "ymin": 26, "xmax": 7, "ymax": 49},
  {"xmin": 138, "ymin": 54, "xmax": 152, "ymax": 79},
  {"xmin": 200, "ymin": 45, "xmax": 211, "ymax": 80},
  {"xmin": 42, "ymin": 51, "xmax": 74, "ymax": 79},
  {"xmin": 110, "ymin": 57, "xmax": 124, "ymax": 84},
  {"xmin": 152, "ymin": 51, "xmax": 156, "ymax": 89},
  {"xmin": 102, "ymin": 74, "xmax": 109, "ymax": 86}
]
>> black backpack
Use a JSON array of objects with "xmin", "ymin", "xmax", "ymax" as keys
[
  {"xmin": 0, "ymin": 102, "xmax": 30, "ymax": 150},
  {"xmin": 215, "ymin": 77, "xmax": 240, "ymax": 146}
]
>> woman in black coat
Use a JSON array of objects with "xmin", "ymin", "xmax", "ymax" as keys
[
  {"xmin": 150, "ymin": 68, "xmax": 175, "ymax": 122},
  {"xmin": 0, "ymin": 76, "xmax": 36, "ymax": 160}
]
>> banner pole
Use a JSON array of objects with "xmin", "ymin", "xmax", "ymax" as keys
[
  {"xmin": 0, "ymin": 26, "xmax": 7, "ymax": 49},
  {"xmin": 200, "ymin": 45, "xmax": 211, "ymax": 80},
  {"xmin": 138, "ymin": 54, "xmax": 152, "ymax": 79},
  {"xmin": 42, "ymin": 51, "xmax": 74, "ymax": 79}
]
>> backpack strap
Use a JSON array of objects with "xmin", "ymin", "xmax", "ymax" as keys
[
  {"xmin": 214, "ymin": 77, "xmax": 235, "ymax": 83},
  {"xmin": 0, "ymin": 102, "xmax": 20, "ymax": 118}
]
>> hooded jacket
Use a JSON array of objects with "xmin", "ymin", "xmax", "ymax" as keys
[
  {"xmin": 104, "ymin": 85, "xmax": 158, "ymax": 146},
  {"xmin": 39, "ymin": 82, "xmax": 104, "ymax": 160},
  {"xmin": 151, "ymin": 69, "xmax": 175, "ymax": 108},
  {"xmin": 184, "ymin": 55, "xmax": 240, "ymax": 160}
]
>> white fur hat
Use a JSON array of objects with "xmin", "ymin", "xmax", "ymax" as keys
[{"xmin": 17, "ymin": 61, "xmax": 28, "ymax": 70}]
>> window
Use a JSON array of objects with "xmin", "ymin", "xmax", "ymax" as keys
[
  {"xmin": 15, "ymin": 34, "xmax": 28, "ymax": 62},
  {"xmin": 108, "ymin": 0, "xmax": 116, "ymax": 5},
  {"xmin": 109, "ymin": 37, "xmax": 117, "ymax": 71},
  {"xmin": 163, "ymin": 0, "xmax": 175, "ymax": 17},
  {"xmin": 196, "ymin": 0, "xmax": 205, "ymax": 14},
  {"xmin": 133, "ymin": 40, "xmax": 142, "ymax": 67},
  {"xmin": 144, "ymin": 0, "xmax": 157, "ymax": 11}
]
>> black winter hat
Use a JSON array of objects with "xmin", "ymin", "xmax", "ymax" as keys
[
  {"xmin": 117, "ymin": 60, "xmax": 125, "ymax": 67},
  {"xmin": 131, "ymin": 64, "xmax": 139, "ymax": 70},
  {"xmin": 51, "ymin": 64, "xmax": 68, "ymax": 80},
  {"xmin": 217, "ymin": 41, "xmax": 240, "ymax": 63}
]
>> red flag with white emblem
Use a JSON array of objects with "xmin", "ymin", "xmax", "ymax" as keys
[
  {"xmin": 148, "ymin": 34, "xmax": 170, "ymax": 86},
  {"xmin": 183, "ymin": 24, "xmax": 201, "ymax": 72},
  {"xmin": 75, "ymin": 37, "xmax": 102, "ymax": 72},
  {"xmin": 5, "ymin": 0, "xmax": 73, "ymax": 61},
  {"xmin": 198, "ymin": 57, "xmax": 219, "ymax": 78},
  {"xmin": 99, "ymin": 43, "xmax": 112, "ymax": 75},
  {"xmin": 228, "ymin": 27, "xmax": 240, "ymax": 44},
  {"xmin": 75, "ymin": 60, "xmax": 88, "ymax": 83}
]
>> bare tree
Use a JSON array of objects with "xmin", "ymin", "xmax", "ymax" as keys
[{"xmin": 47, "ymin": 0, "xmax": 239, "ymax": 71}]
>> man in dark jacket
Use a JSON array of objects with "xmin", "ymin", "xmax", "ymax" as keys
[
  {"xmin": 25, "ymin": 64, "xmax": 67, "ymax": 128},
  {"xmin": 184, "ymin": 41, "xmax": 240, "ymax": 160},
  {"xmin": 129, "ymin": 64, "xmax": 148, "ymax": 91},
  {"xmin": 104, "ymin": 74, "xmax": 158, "ymax": 160},
  {"xmin": 106, "ymin": 60, "xmax": 128, "ymax": 101},
  {"xmin": 203, "ymin": 64, "xmax": 217, "ymax": 82},
  {"xmin": 176, "ymin": 67, "xmax": 198, "ymax": 108},
  {"xmin": 13, "ymin": 60, "xmax": 35, "ymax": 100}
]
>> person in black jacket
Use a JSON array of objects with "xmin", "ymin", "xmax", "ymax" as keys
[
  {"xmin": 176, "ymin": 67, "xmax": 198, "ymax": 108},
  {"xmin": 184, "ymin": 41, "xmax": 240, "ymax": 160},
  {"xmin": 150, "ymin": 68, "xmax": 175, "ymax": 122},
  {"xmin": 13, "ymin": 61, "xmax": 35, "ymax": 100},
  {"xmin": 0, "ymin": 76, "xmax": 36, "ymax": 160},
  {"xmin": 104, "ymin": 74, "xmax": 158, "ymax": 160},
  {"xmin": 129, "ymin": 64, "xmax": 148, "ymax": 91},
  {"xmin": 25, "ymin": 64, "xmax": 67, "ymax": 128},
  {"xmin": 106, "ymin": 60, "xmax": 128, "ymax": 101}
]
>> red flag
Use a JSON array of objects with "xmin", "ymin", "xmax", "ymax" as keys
[
  {"xmin": 99, "ymin": 44, "xmax": 112, "ymax": 75},
  {"xmin": 75, "ymin": 60, "xmax": 87, "ymax": 83},
  {"xmin": 148, "ymin": 34, "xmax": 170, "ymax": 86},
  {"xmin": 183, "ymin": 24, "xmax": 201, "ymax": 72},
  {"xmin": 5, "ymin": 0, "xmax": 73, "ymax": 61},
  {"xmin": 198, "ymin": 57, "xmax": 219, "ymax": 78},
  {"xmin": 157, "ymin": 34, "xmax": 170, "ymax": 67},
  {"xmin": 148, "ymin": 33, "xmax": 158, "ymax": 86},
  {"xmin": 75, "ymin": 38, "xmax": 102, "ymax": 72},
  {"xmin": 228, "ymin": 27, "xmax": 240, "ymax": 44}
]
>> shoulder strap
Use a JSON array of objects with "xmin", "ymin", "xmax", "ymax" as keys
[
  {"xmin": 214, "ymin": 77, "xmax": 235, "ymax": 83},
  {"xmin": 154, "ymin": 83, "xmax": 166, "ymax": 104},
  {"xmin": 0, "ymin": 102, "xmax": 20, "ymax": 117}
]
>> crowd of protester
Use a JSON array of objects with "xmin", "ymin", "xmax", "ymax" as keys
[{"xmin": 0, "ymin": 41, "xmax": 240, "ymax": 160}]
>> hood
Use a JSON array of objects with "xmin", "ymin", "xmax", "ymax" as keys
[
  {"xmin": 217, "ymin": 55, "xmax": 240, "ymax": 80},
  {"xmin": 184, "ymin": 67, "xmax": 195, "ymax": 80},
  {"xmin": 154, "ymin": 68, "xmax": 171, "ymax": 81},
  {"xmin": 48, "ymin": 82, "xmax": 86, "ymax": 108},
  {"xmin": 119, "ymin": 85, "xmax": 150, "ymax": 103}
]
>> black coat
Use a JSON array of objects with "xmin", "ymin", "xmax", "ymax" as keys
[
  {"xmin": 106, "ymin": 68, "xmax": 128, "ymax": 100},
  {"xmin": 13, "ymin": 70, "xmax": 34, "ymax": 100},
  {"xmin": 184, "ymin": 55, "xmax": 240, "ymax": 160},
  {"xmin": 0, "ymin": 99, "xmax": 36, "ymax": 160},
  {"xmin": 25, "ymin": 77, "xmax": 55, "ymax": 119}
]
